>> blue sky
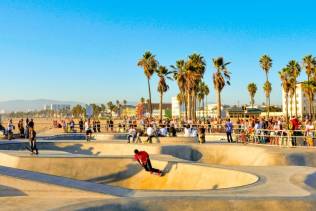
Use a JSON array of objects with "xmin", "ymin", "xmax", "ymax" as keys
[{"xmin": 0, "ymin": 0, "xmax": 316, "ymax": 105}]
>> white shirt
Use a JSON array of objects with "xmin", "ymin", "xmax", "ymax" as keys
[
  {"xmin": 191, "ymin": 129, "xmax": 198, "ymax": 137},
  {"xmin": 147, "ymin": 127, "xmax": 154, "ymax": 136},
  {"xmin": 160, "ymin": 127, "xmax": 168, "ymax": 136},
  {"xmin": 128, "ymin": 128, "xmax": 136, "ymax": 136},
  {"xmin": 184, "ymin": 128, "xmax": 191, "ymax": 137},
  {"xmin": 85, "ymin": 122, "xmax": 90, "ymax": 131}
]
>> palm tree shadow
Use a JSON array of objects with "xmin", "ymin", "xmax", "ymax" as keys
[{"xmin": 87, "ymin": 164, "xmax": 142, "ymax": 184}]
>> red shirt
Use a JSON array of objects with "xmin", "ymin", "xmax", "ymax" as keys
[
  {"xmin": 290, "ymin": 118, "xmax": 300, "ymax": 130},
  {"xmin": 134, "ymin": 151, "xmax": 149, "ymax": 164}
]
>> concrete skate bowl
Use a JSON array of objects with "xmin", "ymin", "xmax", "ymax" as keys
[{"xmin": 0, "ymin": 153, "xmax": 258, "ymax": 191}]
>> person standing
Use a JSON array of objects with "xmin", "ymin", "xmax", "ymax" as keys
[
  {"xmin": 146, "ymin": 125, "xmax": 154, "ymax": 143},
  {"xmin": 28, "ymin": 119, "xmax": 34, "ymax": 129},
  {"xmin": 198, "ymin": 126, "xmax": 206, "ymax": 144},
  {"xmin": 85, "ymin": 119, "xmax": 93, "ymax": 141},
  {"xmin": 79, "ymin": 119, "xmax": 84, "ymax": 133},
  {"xmin": 25, "ymin": 118, "xmax": 29, "ymax": 139},
  {"xmin": 18, "ymin": 119, "xmax": 24, "ymax": 138},
  {"xmin": 7, "ymin": 119, "xmax": 15, "ymax": 140},
  {"xmin": 225, "ymin": 118, "xmax": 233, "ymax": 143},
  {"xmin": 28, "ymin": 127, "xmax": 39, "ymax": 155}
]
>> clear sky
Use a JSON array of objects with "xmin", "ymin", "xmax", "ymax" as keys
[{"xmin": 0, "ymin": 0, "xmax": 316, "ymax": 105}]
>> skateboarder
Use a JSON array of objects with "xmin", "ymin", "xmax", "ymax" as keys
[
  {"xmin": 134, "ymin": 149, "xmax": 162, "ymax": 176},
  {"xmin": 28, "ymin": 127, "xmax": 39, "ymax": 155}
]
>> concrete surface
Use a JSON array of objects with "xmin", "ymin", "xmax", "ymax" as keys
[{"xmin": 2, "ymin": 138, "xmax": 316, "ymax": 210}]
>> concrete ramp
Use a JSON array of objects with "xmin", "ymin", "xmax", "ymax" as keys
[{"xmin": 0, "ymin": 151, "xmax": 258, "ymax": 191}]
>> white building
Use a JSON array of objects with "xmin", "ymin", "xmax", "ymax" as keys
[
  {"xmin": 44, "ymin": 104, "xmax": 71, "ymax": 111},
  {"xmin": 171, "ymin": 97, "xmax": 181, "ymax": 117},
  {"xmin": 171, "ymin": 96, "xmax": 225, "ymax": 118},
  {"xmin": 282, "ymin": 83, "xmax": 316, "ymax": 118}
]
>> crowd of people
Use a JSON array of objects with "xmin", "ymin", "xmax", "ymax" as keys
[
  {"xmin": 0, "ymin": 118, "xmax": 38, "ymax": 154},
  {"xmin": 4, "ymin": 115, "xmax": 316, "ymax": 147},
  {"xmin": 234, "ymin": 116, "xmax": 316, "ymax": 147}
]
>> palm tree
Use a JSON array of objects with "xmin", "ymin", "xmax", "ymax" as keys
[
  {"xmin": 177, "ymin": 93, "xmax": 185, "ymax": 121},
  {"xmin": 302, "ymin": 81, "xmax": 316, "ymax": 119},
  {"xmin": 137, "ymin": 51, "xmax": 158, "ymax": 118},
  {"xmin": 259, "ymin": 55, "xmax": 272, "ymax": 117},
  {"xmin": 263, "ymin": 81, "xmax": 272, "ymax": 112},
  {"xmin": 156, "ymin": 65, "xmax": 174, "ymax": 121},
  {"xmin": 203, "ymin": 84, "xmax": 210, "ymax": 119},
  {"xmin": 302, "ymin": 55, "xmax": 316, "ymax": 118},
  {"xmin": 287, "ymin": 60, "xmax": 301, "ymax": 117},
  {"xmin": 279, "ymin": 67, "xmax": 295, "ymax": 124},
  {"xmin": 247, "ymin": 83, "xmax": 257, "ymax": 108},
  {"xmin": 172, "ymin": 60, "xmax": 188, "ymax": 120},
  {"xmin": 107, "ymin": 101, "xmax": 116, "ymax": 118},
  {"xmin": 212, "ymin": 57, "xmax": 231, "ymax": 119}
]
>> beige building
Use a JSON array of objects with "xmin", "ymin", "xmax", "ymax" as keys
[{"xmin": 282, "ymin": 82, "xmax": 316, "ymax": 118}]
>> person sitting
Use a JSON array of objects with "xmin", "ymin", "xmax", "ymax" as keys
[
  {"xmin": 184, "ymin": 125, "xmax": 191, "ymax": 137},
  {"xmin": 169, "ymin": 124, "xmax": 177, "ymax": 137},
  {"xmin": 127, "ymin": 125, "xmax": 137, "ymax": 143},
  {"xmin": 159, "ymin": 125, "xmax": 168, "ymax": 137}
]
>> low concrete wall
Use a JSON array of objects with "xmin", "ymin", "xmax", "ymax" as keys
[{"xmin": 2, "ymin": 142, "xmax": 316, "ymax": 167}]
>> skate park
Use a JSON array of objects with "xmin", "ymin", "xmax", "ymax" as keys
[{"xmin": 2, "ymin": 134, "xmax": 316, "ymax": 210}]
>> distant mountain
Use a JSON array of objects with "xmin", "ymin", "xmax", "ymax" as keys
[{"xmin": 0, "ymin": 99, "xmax": 83, "ymax": 113}]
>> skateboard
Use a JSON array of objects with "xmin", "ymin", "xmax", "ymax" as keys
[
  {"xmin": 151, "ymin": 171, "xmax": 164, "ymax": 177},
  {"xmin": 25, "ymin": 146, "xmax": 39, "ymax": 155}
]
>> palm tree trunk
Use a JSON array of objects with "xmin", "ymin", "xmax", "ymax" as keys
[
  {"xmin": 268, "ymin": 95, "xmax": 270, "ymax": 118},
  {"xmin": 193, "ymin": 95, "xmax": 196, "ymax": 121},
  {"xmin": 205, "ymin": 95, "xmax": 208, "ymax": 118},
  {"xmin": 184, "ymin": 98, "xmax": 188, "ymax": 121},
  {"xmin": 203, "ymin": 98, "xmax": 205, "ymax": 120},
  {"xmin": 187, "ymin": 92, "xmax": 192, "ymax": 121},
  {"xmin": 308, "ymin": 76, "xmax": 312, "ymax": 119},
  {"xmin": 294, "ymin": 86, "xmax": 298, "ymax": 117},
  {"xmin": 147, "ymin": 78, "xmax": 152, "ymax": 118},
  {"xmin": 290, "ymin": 96, "xmax": 293, "ymax": 117},
  {"xmin": 216, "ymin": 89, "xmax": 221, "ymax": 119},
  {"xmin": 179, "ymin": 102, "xmax": 182, "ymax": 122},
  {"xmin": 159, "ymin": 92, "xmax": 163, "ymax": 121},
  {"xmin": 285, "ymin": 92, "xmax": 289, "ymax": 124}
]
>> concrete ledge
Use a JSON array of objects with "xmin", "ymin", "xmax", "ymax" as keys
[{"xmin": 0, "ymin": 165, "xmax": 133, "ymax": 197}]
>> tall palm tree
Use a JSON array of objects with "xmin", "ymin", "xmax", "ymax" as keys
[
  {"xmin": 302, "ymin": 55, "xmax": 316, "ymax": 118},
  {"xmin": 212, "ymin": 57, "xmax": 231, "ymax": 119},
  {"xmin": 202, "ymin": 83, "xmax": 210, "ymax": 119},
  {"xmin": 279, "ymin": 67, "xmax": 295, "ymax": 124},
  {"xmin": 172, "ymin": 60, "xmax": 187, "ymax": 120},
  {"xmin": 107, "ymin": 101, "xmax": 115, "ymax": 118},
  {"xmin": 247, "ymin": 83, "xmax": 257, "ymax": 108},
  {"xmin": 197, "ymin": 82, "xmax": 205, "ymax": 114},
  {"xmin": 288, "ymin": 82, "xmax": 295, "ymax": 117},
  {"xmin": 259, "ymin": 55, "xmax": 272, "ymax": 117},
  {"xmin": 302, "ymin": 81, "xmax": 316, "ymax": 119},
  {"xmin": 137, "ymin": 51, "xmax": 158, "ymax": 118},
  {"xmin": 263, "ymin": 81, "xmax": 272, "ymax": 112},
  {"xmin": 156, "ymin": 66, "xmax": 174, "ymax": 121},
  {"xmin": 187, "ymin": 53, "xmax": 206, "ymax": 121},
  {"xmin": 177, "ymin": 93, "xmax": 185, "ymax": 121},
  {"xmin": 287, "ymin": 60, "xmax": 301, "ymax": 117}
]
